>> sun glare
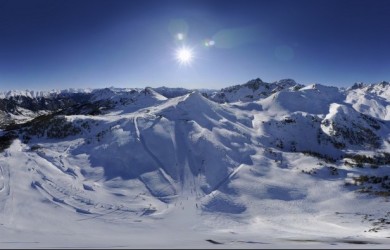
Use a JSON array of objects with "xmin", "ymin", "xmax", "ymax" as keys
[{"xmin": 176, "ymin": 47, "xmax": 193, "ymax": 65}]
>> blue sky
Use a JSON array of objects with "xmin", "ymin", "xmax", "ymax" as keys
[{"xmin": 0, "ymin": 0, "xmax": 389, "ymax": 91}]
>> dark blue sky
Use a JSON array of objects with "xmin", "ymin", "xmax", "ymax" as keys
[{"xmin": 0, "ymin": 0, "xmax": 389, "ymax": 91}]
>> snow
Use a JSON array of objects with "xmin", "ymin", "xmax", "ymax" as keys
[
  {"xmin": 209, "ymin": 78, "xmax": 303, "ymax": 103},
  {"xmin": 0, "ymin": 79, "xmax": 390, "ymax": 248},
  {"xmin": 346, "ymin": 82, "xmax": 390, "ymax": 120},
  {"xmin": 260, "ymin": 83, "xmax": 344, "ymax": 115},
  {"xmin": 0, "ymin": 88, "xmax": 93, "ymax": 99}
]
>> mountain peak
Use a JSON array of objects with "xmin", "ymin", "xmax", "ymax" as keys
[
  {"xmin": 180, "ymin": 90, "xmax": 210, "ymax": 106},
  {"xmin": 243, "ymin": 78, "xmax": 264, "ymax": 90},
  {"xmin": 378, "ymin": 80, "xmax": 390, "ymax": 87},
  {"xmin": 140, "ymin": 87, "xmax": 167, "ymax": 101},
  {"xmin": 273, "ymin": 78, "xmax": 297, "ymax": 86},
  {"xmin": 349, "ymin": 82, "xmax": 366, "ymax": 90},
  {"xmin": 210, "ymin": 77, "xmax": 300, "ymax": 103}
]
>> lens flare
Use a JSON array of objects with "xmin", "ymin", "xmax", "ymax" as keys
[
  {"xmin": 204, "ymin": 39, "xmax": 215, "ymax": 47},
  {"xmin": 177, "ymin": 33, "xmax": 185, "ymax": 41}
]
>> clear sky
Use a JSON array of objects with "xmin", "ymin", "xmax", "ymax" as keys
[{"xmin": 0, "ymin": 0, "xmax": 390, "ymax": 91}]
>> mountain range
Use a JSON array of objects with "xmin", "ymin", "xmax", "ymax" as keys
[{"xmin": 0, "ymin": 78, "xmax": 390, "ymax": 248}]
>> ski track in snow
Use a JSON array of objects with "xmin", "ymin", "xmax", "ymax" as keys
[
  {"xmin": 134, "ymin": 115, "xmax": 178, "ymax": 200},
  {"xmin": 0, "ymin": 163, "xmax": 10, "ymax": 213}
]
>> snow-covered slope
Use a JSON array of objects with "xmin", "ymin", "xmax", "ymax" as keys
[
  {"xmin": 0, "ymin": 79, "xmax": 390, "ymax": 248},
  {"xmin": 260, "ymin": 83, "xmax": 344, "ymax": 114},
  {"xmin": 346, "ymin": 81, "xmax": 390, "ymax": 120}
]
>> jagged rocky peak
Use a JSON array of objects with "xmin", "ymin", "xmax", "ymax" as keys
[
  {"xmin": 352, "ymin": 80, "xmax": 390, "ymax": 97},
  {"xmin": 273, "ymin": 78, "xmax": 298, "ymax": 87},
  {"xmin": 378, "ymin": 80, "xmax": 390, "ymax": 87},
  {"xmin": 370, "ymin": 81, "xmax": 390, "ymax": 93},
  {"xmin": 209, "ymin": 77, "xmax": 302, "ymax": 103},
  {"xmin": 349, "ymin": 82, "xmax": 366, "ymax": 90},
  {"xmin": 242, "ymin": 78, "xmax": 264, "ymax": 90},
  {"xmin": 350, "ymin": 80, "xmax": 390, "ymax": 92},
  {"xmin": 240, "ymin": 77, "xmax": 301, "ymax": 92}
]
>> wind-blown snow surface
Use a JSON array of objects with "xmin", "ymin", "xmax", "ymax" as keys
[{"xmin": 1, "ymin": 80, "xmax": 390, "ymax": 248}]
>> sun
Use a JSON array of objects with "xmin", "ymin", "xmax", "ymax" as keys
[{"xmin": 176, "ymin": 47, "xmax": 193, "ymax": 65}]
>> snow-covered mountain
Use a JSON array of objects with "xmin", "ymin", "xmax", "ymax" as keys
[
  {"xmin": 208, "ymin": 78, "xmax": 303, "ymax": 103},
  {"xmin": 1, "ymin": 78, "xmax": 390, "ymax": 248},
  {"xmin": 346, "ymin": 81, "xmax": 390, "ymax": 120}
]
